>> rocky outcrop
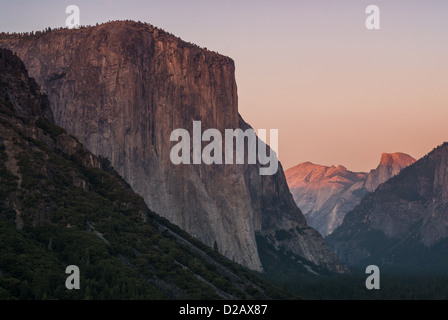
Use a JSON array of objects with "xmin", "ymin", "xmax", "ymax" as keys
[
  {"xmin": 0, "ymin": 49, "xmax": 53, "ymax": 122},
  {"xmin": 327, "ymin": 143, "xmax": 448, "ymax": 270},
  {"xmin": 285, "ymin": 153, "xmax": 415, "ymax": 237},
  {"xmin": 0, "ymin": 21, "xmax": 346, "ymax": 273},
  {"xmin": 364, "ymin": 152, "xmax": 416, "ymax": 192},
  {"xmin": 285, "ymin": 163, "xmax": 367, "ymax": 236}
]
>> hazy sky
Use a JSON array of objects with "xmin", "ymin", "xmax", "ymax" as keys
[{"xmin": 1, "ymin": 0, "xmax": 447, "ymax": 171}]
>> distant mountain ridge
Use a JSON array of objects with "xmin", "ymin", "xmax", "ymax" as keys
[
  {"xmin": 327, "ymin": 143, "xmax": 448, "ymax": 271},
  {"xmin": 286, "ymin": 153, "xmax": 416, "ymax": 236}
]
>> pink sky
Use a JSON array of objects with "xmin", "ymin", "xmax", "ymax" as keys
[{"xmin": 1, "ymin": 0, "xmax": 447, "ymax": 172}]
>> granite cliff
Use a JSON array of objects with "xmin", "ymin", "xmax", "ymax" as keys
[
  {"xmin": 0, "ymin": 48, "xmax": 291, "ymax": 299},
  {"xmin": 364, "ymin": 152, "xmax": 416, "ymax": 192},
  {"xmin": 0, "ymin": 21, "xmax": 346, "ymax": 273}
]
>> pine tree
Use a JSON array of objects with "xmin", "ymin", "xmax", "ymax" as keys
[{"xmin": 213, "ymin": 241, "xmax": 218, "ymax": 253}]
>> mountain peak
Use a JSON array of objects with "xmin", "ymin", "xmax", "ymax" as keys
[
  {"xmin": 285, "ymin": 161, "xmax": 369, "ymax": 236},
  {"xmin": 365, "ymin": 152, "xmax": 416, "ymax": 192},
  {"xmin": 380, "ymin": 152, "xmax": 416, "ymax": 167},
  {"xmin": 335, "ymin": 165, "xmax": 347, "ymax": 172}
]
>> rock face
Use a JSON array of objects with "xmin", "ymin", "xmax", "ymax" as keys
[
  {"xmin": 285, "ymin": 153, "xmax": 415, "ymax": 236},
  {"xmin": 0, "ymin": 49, "xmax": 53, "ymax": 122},
  {"xmin": 364, "ymin": 153, "xmax": 416, "ymax": 192},
  {"xmin": 286, "ymin": 163, "xmax": 368, "ymax": 237},
  {"xmin": 327, "ymin": 143, "xmax": 448, "ymax": 271},
  {"xmin": 0, "ymin": 21, "xmax": 346, "ymax": 273}
]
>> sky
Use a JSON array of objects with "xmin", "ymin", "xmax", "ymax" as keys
[{"xmin": 1, "ymin": 0, "xmax": 447, "ymax": 172}]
